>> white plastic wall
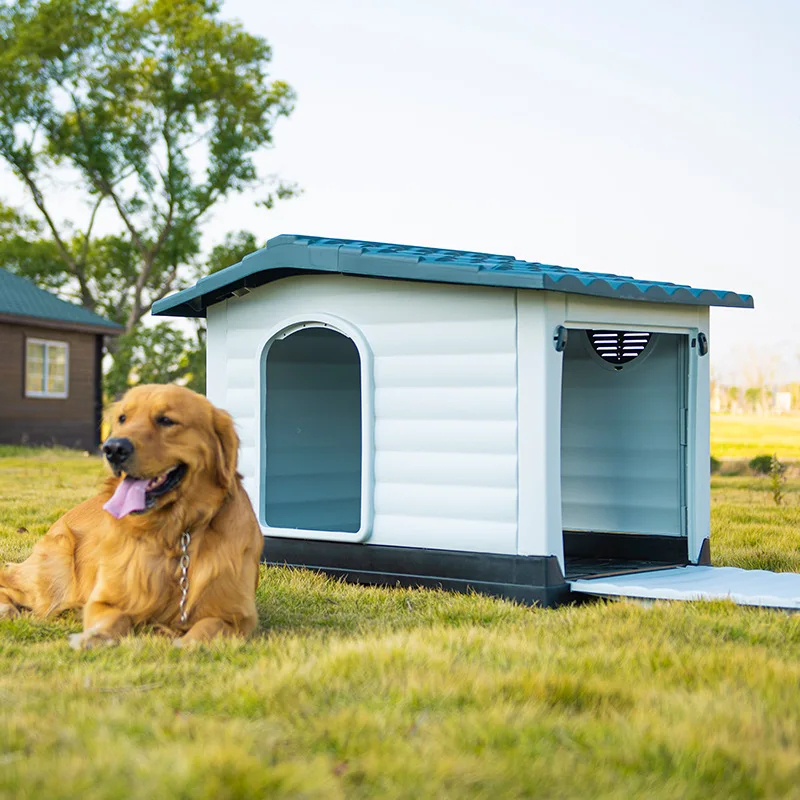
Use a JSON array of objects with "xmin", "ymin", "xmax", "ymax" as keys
[
  {"xmin": 206, "ymin": 276, "xmax": 712, "ymax": 564},
  {"xmin": 207, "ymin": 274, "xmax": 520, "ymax": 554}
]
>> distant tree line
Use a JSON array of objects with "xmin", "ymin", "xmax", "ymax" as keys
[{"xmin": 711, "ymin": 381, "xmax": 800, "ymax": 414}]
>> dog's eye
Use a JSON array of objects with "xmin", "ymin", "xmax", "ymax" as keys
[
  {"xmin": 118, "ymin": 414, "xmax": 126, "ymax": 424},
  {"xmin": 156, "ymin": 415, "xmax": 176, "ymax": 427}
]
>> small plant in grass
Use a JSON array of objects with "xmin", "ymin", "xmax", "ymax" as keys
[
  {"xmin": 769, "ymin": 454, "xmax": 787, "ymax": 506},
  {"xmin": 749, "ymin": 454, "xmax": 773, "ymax": 475}
]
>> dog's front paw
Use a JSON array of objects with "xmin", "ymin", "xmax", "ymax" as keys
[
  {"xmin": 172, "ymin": 635, "xmax": 204, "ymax": 649},
  {"xmin": 68, "ymin": 627, "xmax": 118, "ymax": 651}
]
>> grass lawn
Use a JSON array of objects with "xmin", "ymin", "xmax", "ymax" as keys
[
  {"xmin": 711, "ymin": 413, "xmax": 800, "ymax": 461},
  {"xmin": 2, "ymin": 449, "xmax": 800, "ymax": 798}
]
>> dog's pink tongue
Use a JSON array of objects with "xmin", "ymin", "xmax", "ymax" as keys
[{"xmin": 103, "ymin": 477, "xmax": 149, "ymax": 519}]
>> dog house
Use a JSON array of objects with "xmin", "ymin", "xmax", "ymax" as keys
[{"xmin": 153, "ymin": 235, "xmax": 797, "ymax": 609}]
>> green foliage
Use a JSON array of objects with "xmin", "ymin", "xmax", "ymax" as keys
[
  {"xmin": 744, "ymin": 387, "xmax": 763, "ymax": 412},
  {"xmin": 0, "ymin": 204, "xmax": 65, "ymax": 292},
  {"xmin": 0, "ymin": 0, "xmax": 295, "ymax": 390},
  {"xmin": 769, "ymin": 454, "xmax": 787, "ymax": 506},
  {"xmin": 710, "ymin": 455, "xmax": 721, "ymax": 474},
  {"xmin": 748, "ymin": 454, "xmax": 773, "ymax": 475},
  {"xmin": 207, "ymin": 230, "xmax": 263, "ymax": 275},
  {"xmin": 181, "ymin": 323, "xmax": 207, "ymax": 395},
  {"xmin": 3, "ymin": 457, "xmax": 800, "ymax": 797},
  {"xmin": 711, "ymin": 474, "xmax": 800, "ymax": 570},
  {"xmin": 104, "ymin": 322, "xmax": 196, "ymax": 398},
  {"xmin": 102, "ymin": 228, "xmax": 259, "ymax": 396}
]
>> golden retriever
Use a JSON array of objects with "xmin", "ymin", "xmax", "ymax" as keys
[{"xmin": 0, "ymin": 384, "xmax": 263, "ymax": 649}]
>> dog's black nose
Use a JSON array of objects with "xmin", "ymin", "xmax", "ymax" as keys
[{"xmin": 102, "ymin": 437, "xmax": 134, "ymax": 465}]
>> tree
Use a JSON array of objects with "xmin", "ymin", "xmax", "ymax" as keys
[
  {"xmin": 170, "ymin": 230, "xmax": 266, "ymax": 397},
  {"xmin": 148, "ymin": 231, "xmax": 263, "ymax": 394},
  {"xmin": 105, "ymin": 322, "xmax": 193, "ymax": 398},
  {"xmin": 207, "ymin": 230, "xmax": 261, "ymax": 276},
  {"xmin": 744, "ymin": 386, "xmax": 762, "ymax": 414},
  {"xmin": 0, "ymin": 0, "xmax": 295, "ymax": 384}
]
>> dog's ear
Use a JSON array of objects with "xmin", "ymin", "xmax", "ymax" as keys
[{"xmin": 212, "ymin": 407, "xmax": 239, "ymax": 492}]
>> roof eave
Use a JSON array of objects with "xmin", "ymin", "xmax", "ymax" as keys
[
  {"xmin": 0, "ymin": 311, "xmax": 125, "ymax": 335},
  {"xmin": 151, "ymin": 236, "xmax": 755, "ymax": 318},
  {"xmin": 541, "ymin": 275, "xmax": 755, "ymax": 308}
]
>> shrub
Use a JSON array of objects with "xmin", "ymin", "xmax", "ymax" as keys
[
  {"xmin": 749, "ymin": 454, "xmax": 773, "ymax": 475},
  {"xmin": 710, "ymin": 456, "xmax": 721, "ymax": 474},
  {"xmin": 770, "ymin": 454, "xmax": 787, "ymax": 506}
]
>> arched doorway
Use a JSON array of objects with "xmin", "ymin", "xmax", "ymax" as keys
[{"xmin": 264, "ymin": 326, "xmax": 363, "ymax": 534}]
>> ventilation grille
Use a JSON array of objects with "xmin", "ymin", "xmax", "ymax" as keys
[{"xmin": 589, "ymin": 331, "xmax": 652, "ymax": 366}]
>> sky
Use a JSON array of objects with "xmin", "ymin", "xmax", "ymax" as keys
[
  {"xmin": 4, "ymin": 0, "xmax": 800, "ymax": 383},
  {"xmin": 213, "ymin": 0, "xmax": 800, "ymax": 384}
]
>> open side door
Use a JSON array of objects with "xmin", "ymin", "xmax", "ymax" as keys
[{"xmin": 570, "ymin": 565, "xmax": 800, "ymax": 610}]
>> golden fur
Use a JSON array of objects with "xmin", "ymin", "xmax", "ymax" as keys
[{"xmin": 0, "ymin": 384, "xmax": 263, "ymax": 648}]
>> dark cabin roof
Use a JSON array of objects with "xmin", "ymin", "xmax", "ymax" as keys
[
  {"xmin": 0, "ymin": 268, "xmax": 124, "ymax": 334},
  {"xmin": 152, "ymin": 235, "xmax": 754, "ymax": 318}
]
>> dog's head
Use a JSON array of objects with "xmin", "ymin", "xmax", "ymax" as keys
[{"xmin": 101, "ymin": 384, "xmax": 239, "ymax": 519}]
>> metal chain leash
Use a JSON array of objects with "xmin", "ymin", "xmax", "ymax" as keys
[{"xmin": 178, "ymin": 530, "xmax": 191, "ymax": 625}]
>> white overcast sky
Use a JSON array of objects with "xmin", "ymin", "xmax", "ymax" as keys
[
  {"xmin": 214, "ymin": 0, "xmax": 800, "ymax": 384},
  {"xmin": 4, "ymin": 0, "xmax": 799, "ymax": 383}
]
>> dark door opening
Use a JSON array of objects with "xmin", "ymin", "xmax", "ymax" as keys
[{"xmin": 560, "ymin": 329, "xmax": 689, "ymax": 579}]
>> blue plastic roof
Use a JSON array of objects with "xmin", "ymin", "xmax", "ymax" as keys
[{"xmin": 152, "ymin": 235, "xmax": 754, "ymax": 318}]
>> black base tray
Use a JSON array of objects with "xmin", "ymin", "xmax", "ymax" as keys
[
  {"xmin": 262, "ymin": 537, "xmax": 571, "ymax": 607},
  {"xmin": 261, "ymin": 535, "xmax": 711, "ymax": 608}
]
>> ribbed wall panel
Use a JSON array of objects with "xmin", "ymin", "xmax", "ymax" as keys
[
  {"xmin": 375, "ymin": 483, "xmax": 517, "ymax": 523},
  {"xmin": 376, "ymin": 451, "xmax": 517, "ymax": 488},
  {"xmin": 363, "ymin": 319, "xmax": 514, "ymax": 356},
  {"xmin": 226, "ymin": 358, "xmax": 256, "ymax": 390},
  {"xmin": 236, "ymin": 425, "xmax": 257, "ymax": 450},
  {"xmin": 206, "ymin": 303, "xmax": 228, "ymax": 410},
  {"xmin": 213, "ymin": 274, "xmax": 520, "ymax": 553},
  {"xmin": 228, "ymin": 277, "xmax": 512, "ymax": 326},
  {"xmin": 563, "ymin": 447, "xmax": 678, "ymax": 480},
  {"xmin": 225, "ymin": 318, "xmax": 514, "ymax": 360},
  {"xmin": 375, "ymin": 387, "xmax": 516, "ymax": 421},
  {"xmin": 225, "ymin": 328, "xmax": 270, "ymax": 360},
  {"xmin": 239, "ymin": 445, "xmax": 257, "ymax": 477},
  {"xmin": 223, "ymin": 387, "xmax": 261, "ymax": 419},
  {"xmin": 369, "ymin": 515, "xmax": 517, "ymax": 552},
  {"xmin": 376, "ymin": 419, "xmax": 517, "ymax": 455},
  {"xmin": 224, "ymin": 356, "xmax": 257, "ymax": 457},
  {"xmin": 376, "ymin": 353, "xmax": 516, "ymax": 388}
]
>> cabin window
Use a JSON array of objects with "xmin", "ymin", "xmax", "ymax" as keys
[
  {"xmin": 263, "ymin": 325, "xmax": 365, "ymax": 536},
  {"xmin": 25, "ymin": 338, "xmax": 69, "ymax": 399}
]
